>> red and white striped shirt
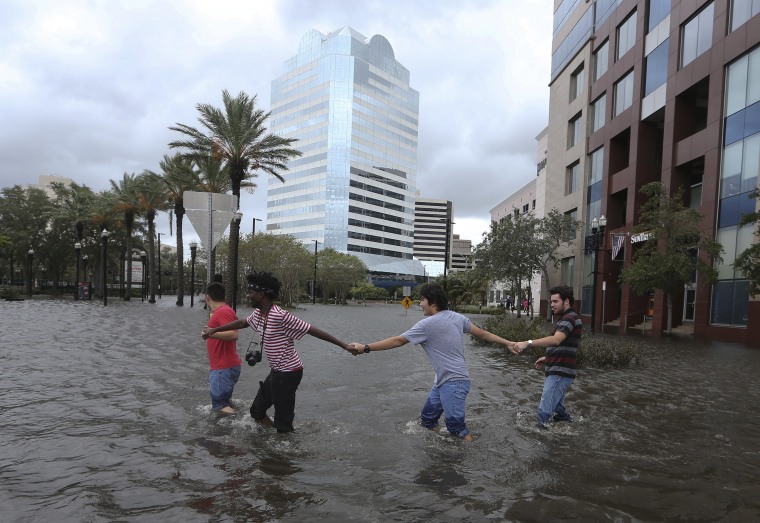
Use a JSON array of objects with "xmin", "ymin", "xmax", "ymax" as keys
[{"xmin": 246, "ymin": 304, "xmax": 310, "ymax": 372}]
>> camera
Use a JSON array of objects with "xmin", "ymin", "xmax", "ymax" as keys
[{"xmin": 245, "ymin": 348, "xmax": 262, "ymax": 367}]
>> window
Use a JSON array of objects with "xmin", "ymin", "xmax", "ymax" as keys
[
  {"xmin": 644, "ymin": 40, "xmax": 669, "ymax": 96},
  {"xmin": 523, "ymin": 203, "xmax": 530, "ymax": 213},
  {"xmin": 532, "ymin": 199, "xmax": 536, "ymax": 210},
  {"xmin": 614, "ymin": 71, "xmax": 635, "ymax": 116},
  {"xmin": 648, "ymin": 0, "xmax": 671, "ymax": 32},
  {"xmin": 730, "ymin": 0, "xmax": 760, "ymax": 31},
  {"xmin": 593, "ymin": 40, "xmax": 609, "ymax": 81},
  {"xmin": 725, "ymin": 48, "xmax": 760, "ymax": 118},
  {"xmin": 561, "ymin": 257, "xmax": 575, "ymax": 287},
  {"xmin": 681, "ymin": 2, "xmax": 714, "ymax": 68},
  {"xmin": 570, "ymin": 65, "xmax": 585, "ymax": 101},
  {"xmin": 616, "ymin": 11, "xmax": 637, "ymax": 60},
  {"xmin": 690, "ymin": 176, "xmax": 703, "ymax": 208},
  {"xmin": 589, "ymin": 147, "xmax": 604, "ymax": 185},
  {"xmin": 566, "ymin": 162, "xmax": 580, "ymax": 195},
  {"xmin": 568, "ymin": 112, "xmax": 583, "ymax": 148},
  {"xmin": 591, "ymin": 94, "xmax": 606, "ymax": 133},
  {"xmin": 564, "ymin": 209, "xmax": 578, "ymax": 240}
]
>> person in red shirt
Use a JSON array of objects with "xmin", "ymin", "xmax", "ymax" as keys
[
  {"xmin": 203, "ymin": 272, "xmax": 351, "ymax": 432},
  {"xmin": 203, "ymin": 282, "xmax": 242, "ymax": 414}
]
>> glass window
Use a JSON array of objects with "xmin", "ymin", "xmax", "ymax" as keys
[
  {"xmin": 570, "ymin": 65, "xmax": 585, "ymax": 101},
  {"xmin": 593, "ymin": 40, "xmax": 609, "ymax": 82},
  {"xmin": 730, "ymin": 0, "xmax": 760, "ymax": 31},
  {"xmin": 741, "ymin": 132, "xmax": 760, "ymax": 192},
  {"xmin": 566, "ymin": 162, "xmax": 580, "ymax": 195},
  {"xmin": 681, "ymin": 2, "xmax": 714, "ymax": 68},
  {"xmin": 591, "ymin": 94, "xmax": 607, "ymax": 133},
  {"xmin": 561, "ymin": 257, "xmax": 575, "ymax": 287},
  {"xmin": 726, "ymin": 53, "xmax": 749, "ymax": 116},
  {"xmin": 711, "ymin": 280, "xmax": 749, "ymax": 325},
  {"xmin": 589, "ymin": 147, "xmax": 604, "ymax": 185},
  {"xmin": 617, "ymin": 11, "xmax": 638, "ymax": 60},
  {"xmin": 648, "ymin": 0, "xmax": 671, "ymax": 32},
  {"xmin": 614, "ymin": 70, "xmax": 635, "ymax": 116},
  {"xmin": 749, "ymin": 49, "xmax": 760, "ymax": 107},
  {"xmin": 690, "ymin": 178, "xmax": 703, "ymax": 208},
  {"xmin": 644, "ymin": 40, "xmax": 669, "ymax": 96},
  {"xmin": 568, "ymin": 112, "xmax": 583, "ymax": 148}
]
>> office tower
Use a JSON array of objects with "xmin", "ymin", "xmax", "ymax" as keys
[
  {"xmin": 268, "ymin": 27, "xmax": 423, "ymax": 279},
  {"xmin": 413, "ymin": 198, "xmax": 453, "ymax": 277},
  {"xmin": 546, "ymin": 0, "xmax": 759, "ymax": 343}
]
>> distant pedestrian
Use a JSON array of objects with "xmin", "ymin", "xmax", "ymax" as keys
[
  {"xmin": 512, "ymin": 285, "xmax": 582, "ymax": 428},
  {"xmin": 201, "ymin": 282, "xmax": 241, "ymax": 414},
  {"xmin": 202, "ymin": 272, "xmax": 352, "ymax": 433},
  {"xmin": 348, "ymin": 282, "xmax": 521, "ymax": 441}
]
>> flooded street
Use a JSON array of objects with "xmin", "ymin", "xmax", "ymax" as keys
[{"xmin": 1, "ymin": 298, "xmax": 759, "ymax": 522}]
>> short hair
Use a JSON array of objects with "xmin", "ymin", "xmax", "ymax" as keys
[
  {"xmin": 245, "ymin": 272, "xmax": 281, "ymax": 299},
  {"xmin": 206, "ymin": 282, "xmax": 226, "ymax": 302},
  {"xmin": 418, "ymin": 282, "xmax": 449, "ymax": 311},
  {"xmin": 549, "ymin": 285, "xmax": 574, "ymax": 306}
]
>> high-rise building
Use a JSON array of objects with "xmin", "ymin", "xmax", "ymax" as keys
[
  {"xmin": 268, "ymin": 27, "xmax": 424, "ymax": 281},
  {"xmin": 413, "ymin": 198, "xmax": 453, "ymax": 277},
  {"xmin": 546, "ymin": 0, "xmax": 760, "ymax": 343}
]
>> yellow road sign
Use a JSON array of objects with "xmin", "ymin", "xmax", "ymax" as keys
[{"xmin": 401, "ymin": 296, "xmax": 413, "ymax": 309}]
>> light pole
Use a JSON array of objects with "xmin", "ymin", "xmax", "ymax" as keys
[
  {"xmin": 82, "ymin": 255, "xmax": 89, "ymax": 281},
  {"xmin": 74, "ymin": 242, "xmax": 81, "ymax": 300},
  {"xmin": 252, "ymin": 217, "xmax": 262, "ymax": 236},
  {"xmin": 101, "ymin": 229, "xmax": 109, "ymax": 306},
  {"xmin": 27, "ymin": 249, "xmax": 34, "ymax": 298},
  {"xmin": 157, "ymin": 232, "xmax": 162, "ymax": 299},
  {"xmin": 40, "ymin": 267, "xmax": 46, "ymax": 292},
  {"xmin": 232, "ymin": 211, "xmax": 242, "ymax": 311},
  {"xmin": 312, "ymin": 240, "xmax": 319, "ymax": 304},
  {"xmin": 189, "ymin": 240, "xmax": 197, "ymax": 308},
  {"xmin": 588, "ymin": 215, "xmax": 607, "ymax": 334},
  {"xmin": 140, "ymin": 251, "xmax": 147, "ymax": 302}
]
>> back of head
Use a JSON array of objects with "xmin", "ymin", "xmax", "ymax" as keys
[
  {"xmin": 549, "ymin": 285, "xmax": 574, "ymax": 307},
  {"xmin": 245, "ymin": 272, "xmax": 281, "ymax": 299},
  {"xmin": 418, "ymin": 282, "xmax": 449, "ymax": 311},
  {"xmin": 206, "ymin": 282, "xmax": 226, "ymax": 302}
]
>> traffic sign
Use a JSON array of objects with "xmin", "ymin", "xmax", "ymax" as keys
[{"xmin": 401, "ymin": 296, "xmax": 413, "ymax": 309}]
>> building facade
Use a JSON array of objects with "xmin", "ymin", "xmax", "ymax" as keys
[
  {"xmin": 413, "ymin": 198, "xmax": 453, "ymax": 277},
  {"xmin": 268, "ymin": 27, "xmax": 424, "ymax": 280},
  {"xmin": 547, "ymin": 0, "xmax": 760, "ymax": 343}
]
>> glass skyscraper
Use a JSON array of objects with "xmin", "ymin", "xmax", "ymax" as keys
[{"xmin": 268, "ymin": 27, "xmax": 423, "ymax": 277}]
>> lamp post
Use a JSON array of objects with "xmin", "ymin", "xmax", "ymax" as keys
[
  {"xmin": 189, "ymin": 240, "xmax": 197, "ymax": 308},
  {"xmin": 157, "ymin": 232, "xmax": 162, "ymax": 300},
  {"xmin": 27, "ymin": 249, "xmax": 34, "ymax": 298},
  {"xmin": 232, "ymin": 211, "xmax": 242, "ymax": 311},
  {"xmin": 140, "ymin": 251, "xmax": 147, "ymax": 302},
  {"xmin": 101, "ymin": 229, "xmax": 109, "ymax": 306},
  {"xmin": 312, "ymin": 240, "xmax": 319, "ymax": 304},
  {"xmin": 74, "ymin": 242, "xmax": 82, "ymax": 300},
  {"xmin": 82, "ymin": 255, "xmax": 89, "ymax": 281},
  {"xmin": 588, "ymin": 215, "xmax": 607, "ymax": 334},
  {"xmin": 40, "ymin": 267, "xmax": 46, "ymax": 292}
]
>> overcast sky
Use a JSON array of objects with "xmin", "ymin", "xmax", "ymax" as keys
[{"xmin": 0, "ymin": 0, "xmax": 553, "ymax": 248}]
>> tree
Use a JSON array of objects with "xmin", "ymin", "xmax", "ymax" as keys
[
  {"xmin": 110, "ymin": 173, "xmax": 142, "ymax": 300},
  {"xmin": 316, "ymin": 248, "xmax": 368, "ymax": 304},
  {"xmin": 169, "ymin": 90, "xmax": 302, "ymax": 306},
  {"xmin": 0, "ymin": 186, "xmax": 53, "ymax": 286},
  {"xmin": 49, "ymin": 182, "xmax": 95, "ymax": 243},
  {"xmin": 621, "ymin": 182, "xmax": 723, "ymax": 334},
  {"xmin": 734, "ymin": 188, "xmax": 760, "ymax": 296}
]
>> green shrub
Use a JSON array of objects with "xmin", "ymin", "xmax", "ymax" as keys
[
  {"xmin": 474, "ymin": 315, "xmax": 649, "ymax": 368},
  {"xmin": 0, "ymin": 286, "xmax": 22, "ymax": 300}
]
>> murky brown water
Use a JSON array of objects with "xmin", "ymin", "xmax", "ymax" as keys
[{"xmin": 2, "ymin": 298, "xmax": 758, "ymax": 522}]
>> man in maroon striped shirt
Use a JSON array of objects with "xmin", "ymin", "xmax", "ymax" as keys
[{"xmin": 202, "ymin": 272, "xmax": 351, "ymax": 433}]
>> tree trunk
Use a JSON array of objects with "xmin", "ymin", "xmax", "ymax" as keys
[
  {"xmin": 124, "ymin": 224, "xmax": 132, "ymax": 300},
  {"xmin": 226, "ymin": 218, "xmax": 240, "ymax": 307},
  {"xmin": 148, "ymin": 218, "xmax": 157, "ymax": 303},
  {"xmin": 175, "ymin": 207, "xmax": 185, "ymax": 306},
  {"xmin": 666, "ymin": 293, "xmax": 673, "ymax": 335}
]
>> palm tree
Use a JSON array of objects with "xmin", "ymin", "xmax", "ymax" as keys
[
  {"xmin": 110, "ymin": 173, "xmax": 142, "ymax": 300},
  {"xmin": 158, "ymin": 154, "xmax": 199, "ymax": 306},
  {"xmin": 136, "ymin": 172, "xmax": 170, "ymax": 303},
  {"xmin": 169, "ymin": 89, "xmax": 302, "ymax": 305}
]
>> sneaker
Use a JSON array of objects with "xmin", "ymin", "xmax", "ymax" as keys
[
  {"xmin": 552, "ymin": 414, "xmax": 573, "ymax": 423},
  {"xmin": 535, "ymin": 421, "xmax": 549, "ymax": 430}
]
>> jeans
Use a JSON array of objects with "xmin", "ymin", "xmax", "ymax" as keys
[
  {"xmin": 209, "ymin": 366, "xmax": 241, "ymax": 411},
  {"xmin": 420, "ymin": 379, "xmax": 471, "ymax": 438},
  {"xmin": 250, "ymin": 369, "xmax": 303, "ymax": 432},
  {"xmin": 536, "ymin": 374, "xmax": 574, "ymax": 424}
]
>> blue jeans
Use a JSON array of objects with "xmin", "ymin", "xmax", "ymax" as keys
[
  {"xmin": 209, "ymin": 366, "xmax": 241, "ymax": 411},
  {"xmin": 537, "ymin": 374, "xmax": 574, "ymax": 424},
  {"xmin": 420, "ymin": 380, "xmax": 471, "ymax": 438}
]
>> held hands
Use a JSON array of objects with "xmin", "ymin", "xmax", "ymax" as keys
[
  {"xmin": 201, "ymin": 327, "xmax": 213, "ymax": 340},
  {"xmin": 346, "ymin": 342, "xmax": 364, "ymax": 356},
  {"xmin": 504, "ymin": 341, "xmax": 522, "ymax": 355}
]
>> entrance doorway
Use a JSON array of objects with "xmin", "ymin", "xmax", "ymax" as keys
[{"xmin": 683, "ymin": 288, "xmax": 696, "ymax": 322}]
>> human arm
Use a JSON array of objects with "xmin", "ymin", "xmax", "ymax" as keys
[
  {"xmin": 347, "ymin": 335, "xmax": 410, "ymax": 356},
  {"xmin": 202, "ymin": 318, "xmax": 249, "ymax": 339},
  {"xmin": 534, "ymin": 356, "xmax": 546, "ymax": 369},
  {"xmin": 307, "ymin": 325, "xmax": 350, "ymax": 351},
  {"xmin": 512, "ymin": 331, "xmax": 568, "ymax": 352},
  {"xmin": 469, "ymin": 325, "xmax": 520, "ymax": 355}
]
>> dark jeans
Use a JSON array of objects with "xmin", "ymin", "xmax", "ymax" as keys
[{"xmin": 250, "ymin": 369, "xmax": 303, "ymax": 432}]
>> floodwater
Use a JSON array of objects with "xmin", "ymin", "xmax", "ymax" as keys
[{"xmin": 1, "ymin": 298, "xmax": 759, "ymax": 522}]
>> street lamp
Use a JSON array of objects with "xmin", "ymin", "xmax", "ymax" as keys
[
  {"xmin": 74, "ymin": 242, "xmax": 82, "ymax": 300},
  {"xmin": 40, "ymin": 267, "xmax": 46, "ymax": 292},
  {"xmin": 27, "ymin": 249, "xmax": 34, "ymax": 298},
  {"xmin": 101, "ymin": 229, "xmax": 109, "ymax": 306},
  {"xmin": 82, "ymin": 255, "xmax": 89, "ymax": 281},
  {"xmin": 157, "ymin": 232, "xmax": 162, "ymax": 300},
  {"xmin": 140, "ymin": 251, "xmax": 147, "ymax": 302},
  {"xmin": 312, "ymin": 240, "xmax": 319, "ymax": 304},
  {"xmin": 232, "ymin": 211, "xmax": 243, "ymax": 311},
  {"xmin": 189, "ymin": 240, "xmax": 197, "ymax": 308},
  {"xmin": 588, "ymin": 215, "xmax": 607, "ymax": 334}
]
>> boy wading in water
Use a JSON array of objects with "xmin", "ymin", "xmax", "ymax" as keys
[
  {"xmin": 348, "ymin": 283, "xmax": 521, "ymax": 441},
  {"xmin": 202, "ymin": 282, "xmax": 241, "ymax": 414}
]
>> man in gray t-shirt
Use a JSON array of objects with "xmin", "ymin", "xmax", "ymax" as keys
[{"xmin": 349, "ymin": 283, "xmax": 520, "ymax": 441}]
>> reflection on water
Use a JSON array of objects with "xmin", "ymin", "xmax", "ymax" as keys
[{"xmin": 2, "ymin": 298, "xmax": 760, "ymax": 521}]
